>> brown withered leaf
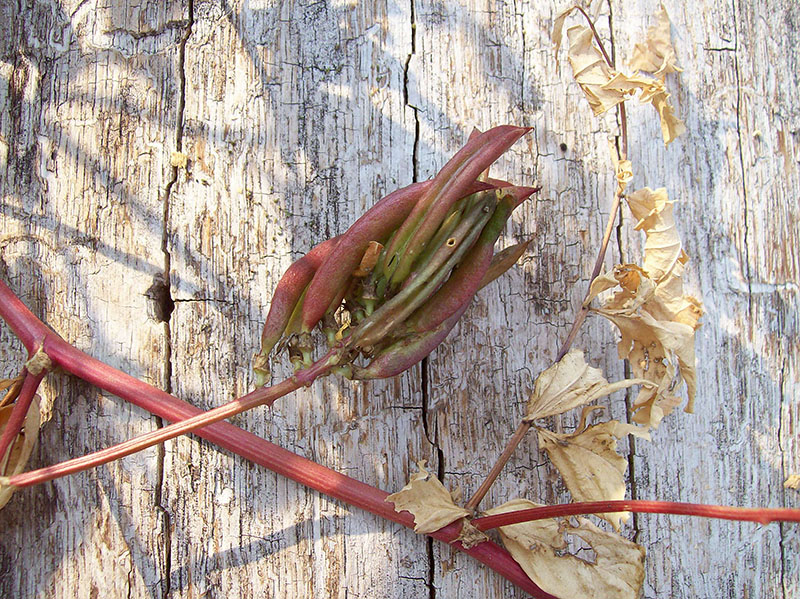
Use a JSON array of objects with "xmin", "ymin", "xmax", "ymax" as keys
[
  {"xmin": 386, "ymin": 461, "xmax": 469, "ymax": 533},
  {"xmin": 601, "ymin": 73, "xmax": 685, "ymax": 145},
  {"xmin": 538, "ymin": 419, "xmax": 650, "ymax": 529},
  {"xmin": 0, "ymin": 395, "xmax": 41, "ymax": 509},
  {"xmin": 354, "ymin": 241, "xmax": 384, "ymax": 277},
  {"xmin": 524, "ymin": 349, "xmax": 651, "ymax": 422},
  {"xmin": 638, "ymin": 79, "xmax": 686, "ymax": 144},
  {"xmin": 485, "ymin": 498, "xmax": 645, "ymax": 599},
  {"xmin": 0, "ymin": 375, "xmax": 24, "ymax": 408},
  {"xmin": 456, "ymin": 519, "xmax": 489, "ymax": 549},
  {"xmin": 629, "ymin": 5, "xmax": 682, "ymax": 78},
  {"xmin": 626, "ymin": 187, "xmax": 683, "ymax": 281},
  {"xmin": 552, "ymin": 6, "xmax": 578, "ymax": 58},
  {"xmin": 555, "ymin": 6, "xmax": 685, "ymax": 144}
]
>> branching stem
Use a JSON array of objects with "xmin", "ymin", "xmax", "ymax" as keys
[
  {"xmin": 0, "ymin": 279, "xmax": 548, "ymax": 597},
  {"xmin": 465, "ymin": 8, "xmax": 628, "ymax": 512}
]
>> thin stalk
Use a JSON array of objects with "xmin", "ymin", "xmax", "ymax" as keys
[
  {"xmin": 0, "ymin": 370, "xmax": 45, "ymax": 472},
  {"xmin": 472, "ymin": 500, "xmax": 800, "ymax": 531},
  {"xmin": 465, "ymin": 187, "xmax": 624, "ymax": 512},
  {"xmin": 4, "ymin": 374, "xmax": 304, "ymax": 488},
  {"xmin": 465, "ymin": 11, "xmax": 628, "ymax": 510},
  {"xmin": 465, "ymin": 422, "xmax": 528, "ymax": 512},
  {"xmin": 0, "ymin": 279, "xmax": 547, "ymax": 597}
]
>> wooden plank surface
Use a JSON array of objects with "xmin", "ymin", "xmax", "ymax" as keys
[{"xmin": 0, "ymin": 1, "xmax": 797, "ymax": 597}]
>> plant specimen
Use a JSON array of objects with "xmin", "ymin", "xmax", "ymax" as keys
[{"xmin": 0, "ymin": 5, "xmax": 797, "ymax": 599}]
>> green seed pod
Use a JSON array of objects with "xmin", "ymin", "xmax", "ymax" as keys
[
  {"xmin": 300, "ymin": 181, "xmax": 433, "ymax": 334},
  {"xmin": 350, "ymin": 191, "xmax": 497, "ymax": 349},
  {"xmin": 383, "ymin": 126, "xmax": 530, "ymax": 288},
  {"xmin": 403, "ymin": 186, "xmax": 535, "ymax": 334},
  {"xmin": 350, "ymin": 300, "xmax": 470, "ymax": 380}
]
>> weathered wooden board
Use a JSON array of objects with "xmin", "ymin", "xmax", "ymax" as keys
[{"xmin": 0, "ymin": 1, "xmax": 797, "ymax": 598}]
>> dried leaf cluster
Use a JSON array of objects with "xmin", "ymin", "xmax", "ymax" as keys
[
  {"xmin": 554, "ymin": 4, "xmax": 685, "ymax": 144},
  {"xmin": 388, "ymin": 5, "xmax": 702, "ymax": 598}
]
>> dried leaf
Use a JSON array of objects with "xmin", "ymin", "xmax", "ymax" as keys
[
  {"xmin": 486, "ymin": 498, "xmax": 645, "ymax": 599},
  {"xmin": 386, "ymin": 461, "xmax": 469, "ymax": 533},
  {"xmin": 524, "ymin": 349, "xmax": 652, "ymax": 422},
  {"xmin": 629, "ymin": 5, "xmax": 682, "ymax": 78},
  {"xmin": 0, "ymin": 375, "xmax": 23, "ymax": 408},
  {"xmin": 0, "ymin": 395, "xmax": 41, "ymax": 509},
  {"xmin": 552, "ymin": 6, "xmax": 578, "ymax": 57},
  {"xmin": 627, "ymin": 188, "xmax": 682, "ymax": 281},
  {"xmin": 538, "ymin": 420, "xmax": 650, "ymax": 529},
  {"xmin": 598, "ymin": 309, "xmax": 697, "ymax": 427},
  {"xmin": 587, "ymin": 188, "xmax": 703, "ymax": 427},
  {"xmin": 566, "ymin": 26, "xmax": 632, "ymax": 115},
  {"xmin": 638, "ymin": 79, "xmax": 686, "ymax": 144},
  {"xmin": 602, "ymin": 74, "xmax": 685, "ymax": 145},
  {"xmin": 785, "ymin": 475, "xmax": 800, "ymax": 490}
]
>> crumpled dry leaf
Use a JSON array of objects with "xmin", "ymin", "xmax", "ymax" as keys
[
  {"xmin": 626, "ymin": 187, "xmax": 683, "ymax": 281},
  {"xmin": 386, "ymin": 461, "xmax": 469, "ymax": 533},
  {"xmin": 0, "ymin": 375, "xmax": 23, "ymax": 408},
  {"xmin": 538, "ymin": 419, "xmax": 650, "ymax": 529},
  {"xmin": 552, "ymin": 2, "xmax": 602, "ymax": 60},
  {"xmin": 354, "ymin": 241, "xmax": 384, "ymax": 277},
  {"xmin": 485, "ymin": 498, "xmax": 645, "ymax": 599},
  {"xmin": 557, "ymin": 9, "xmax": 685, "ymax": 144},
  {"xmin": 0, "ymin": 395, "xmax": 41, "ymax": 510},
  {"xmin": 552, "ymin": 5, "xmax": 578, "ymax": 58},
  {"xmin": 602, "ymin": 73, "xmax": 686, "ymax": 144},
  {"xmin": 524, "ymin": 349, "xmax": 652, "ymax": 422},
  {"xmin": 784, "ymin": 475, "xmax": 800, "ymax": 490},
  {"xmin": 566, "ymin": 26, "xmax": 632, "ymax": 115},
  {"xmin": 587, "ymin": 189, "xmax": 703, "ymax": 428},
  {"xmin": 629, "ymin": 5, "xmax": 682, "ymax": 78}
]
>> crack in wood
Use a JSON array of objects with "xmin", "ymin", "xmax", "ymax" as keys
[{"xmin": 155, "ymin": 2, "xmax": 195, "ymax": 597}]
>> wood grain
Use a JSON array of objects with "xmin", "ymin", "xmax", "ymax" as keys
[{"xmin": 0, "ymin": 1, "xmax": 797, "ymax": 597}]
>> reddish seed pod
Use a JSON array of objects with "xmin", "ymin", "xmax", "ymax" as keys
[
  {"xmin": 350, "ymin": 300, "xmax": 471, "ymax": 380},
  {"xmin": 254, "ymin": 235, "xmax": 341, "ymax": 382},
  {"xmin": 300, "ymin": 180, "xmax": 493, "ymax": 334},
  {"xmin": 405, "ymin": 186, "xmax": 537, "ymax": 333},
  {"xmin": 478, "ymin": 239, "xmax": 533, "ymax": 291},
  {"xmin": 299, "ymin": 181, "xmax": 433, "ymax": 333},
  {"xmin": 351, "ymin": 191, "xmax": 497, "ymax": 349}
]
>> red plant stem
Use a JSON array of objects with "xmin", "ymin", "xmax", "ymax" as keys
[
  {"xmin": 465, "ymin": 421, "xmax": 528, "ymax": 512},
  {"xmin": 472, "ymin": 500, "xmax": 800, "ymax": 531},
  {"xmin": 0, "ymin": 370, "xmax": 45, "ymax": 470},
  {"xmin": 0, "ymin": 280, "xmax": 549, "ymax": 598}
]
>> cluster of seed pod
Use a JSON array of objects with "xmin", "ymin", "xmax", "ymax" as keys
[{"xmin": 253, "ymin": 125, "xmax": 536, "ymax": 386}]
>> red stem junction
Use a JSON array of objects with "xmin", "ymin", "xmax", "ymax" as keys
[{"xmin": 0, "ymin": 278, "xmax": 550, "ymax": 598}]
